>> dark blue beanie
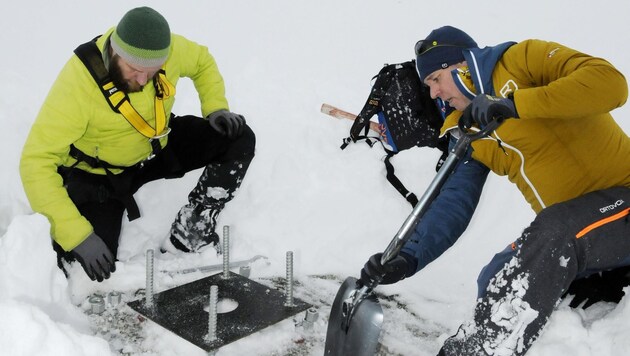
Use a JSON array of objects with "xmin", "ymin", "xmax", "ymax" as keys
[{"xmin": 416, "ymin": 26, "xmax": 478, "ymax": 81}]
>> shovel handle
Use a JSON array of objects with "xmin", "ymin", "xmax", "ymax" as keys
[
  {"xmin": 342, "ymin": 284, "xmax": 372, "ymax": 331},
  {"xmin": 379, "ymin": 116, "xmax": 502, "ymax": 266}
]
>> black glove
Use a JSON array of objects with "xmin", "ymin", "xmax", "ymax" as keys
[
  {"xmin": 207, "ymin": 109, "xmax": 246, "ymax": 139},
  {"xmin": 360, "ymin": 252, "xmax": 415, "ymax": 286},
  {"xmin": 469, "ymin": 94, "xmax": 518, "ymax": 127},
  {"xmin": 71, "ymin": 232, "xmax": 116, "ymax": 282}
]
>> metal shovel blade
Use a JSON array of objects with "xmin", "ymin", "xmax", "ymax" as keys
[{"xmin": 325, "ymin": 277, "xmax": 383, "ymax": 356}]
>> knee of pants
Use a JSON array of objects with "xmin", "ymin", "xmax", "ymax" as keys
[
  {"xmin": 477, "ymin": 243, "xmax": 517, "ymax": 298},
  {"xmin": 221, "ymin": 125, "xmax": 256, "ymax": 162},
  {"xmin": 522, "ymin": 204, "xmax": 576, "ymax": 249},
  {"xmin": 476, "ymin": 208, "xmax": 578, "ymax": 298}
]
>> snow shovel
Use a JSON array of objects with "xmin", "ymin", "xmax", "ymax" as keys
[{"xmin": 324, "ymin": 116, "xmax": 504, "ymax": 356}]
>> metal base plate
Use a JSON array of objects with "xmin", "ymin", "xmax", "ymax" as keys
[{"xmin": 128, "ymin": 271, "xmax": 311, "ymax": 352}]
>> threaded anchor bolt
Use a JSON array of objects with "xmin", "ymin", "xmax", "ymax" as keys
[
  {"xmin": 222, "ymin": 226, "xmax": 230, "ymax": 279},
  {"xmin": 145, "ymin": 249, "xmax": 155, "ymax": 308},
  {"xmin": 207, "ymin": 285, "xmax": 219, "ymax": 342},
  {"xmin": 285, "ymin": 251, "xmax": 294, "ymax": 307}
]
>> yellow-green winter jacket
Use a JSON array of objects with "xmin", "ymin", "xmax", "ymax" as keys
[{"xmin": 20, "ymin": 28, "xmax": 229, "ymax": 251}]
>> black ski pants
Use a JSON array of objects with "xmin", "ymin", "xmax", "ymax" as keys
[
  {"xmin": 54, "ymin": 115, "xmax": 256, "ymax": 262},
  {"xmin": 441, "ymin": 186, "xmax": 630, "ymax": 356}
]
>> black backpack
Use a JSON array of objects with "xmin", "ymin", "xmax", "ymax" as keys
[{"xmin": 342, "ymin": 60, "xmax": 448, "ymax": 207}]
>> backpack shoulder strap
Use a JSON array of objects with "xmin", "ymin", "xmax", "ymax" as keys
[
  {"xmin": 359, "ymin": 65, "xmax": 397, "ymax": 125},
  {"xmin": 343, "ymin": 63, "xmax": 399, "ymax": 145},
  {"xmin": 383, "ymin": 150, "xmax": 418, "ymax": 207}
]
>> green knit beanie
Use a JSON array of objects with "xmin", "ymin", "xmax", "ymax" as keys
[{"xmin": 110, "ymin": 7, "xmax": 171, "ymax": 68}]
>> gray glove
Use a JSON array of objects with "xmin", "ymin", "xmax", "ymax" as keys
[
  {"xmin": 71, "ymin": 232, "xmax": 115, "ymax": 282},
  {"xmin": 207, "ymin": 109, "xmax": 246, "ymax": 139}
]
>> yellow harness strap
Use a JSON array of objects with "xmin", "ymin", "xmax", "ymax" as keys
[{"xmin": 101, "ymin": 69, "xmax": 175, "ymax": 139}]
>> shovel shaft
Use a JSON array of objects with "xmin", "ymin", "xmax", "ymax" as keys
[
  {"xmin": 380, "ymin": 150, "xmax": 461, "ymax": 264},
  {"xmin": 380, "ymin": 118, "xmax": 502, "ymax": 266}
]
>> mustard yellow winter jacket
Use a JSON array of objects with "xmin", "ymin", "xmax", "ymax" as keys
[
  {"xmin": 20, "ymin": 28, "xmax": 229, "ymax": 251},
  {"xmin": 442, "ymin": 39, "xmax": 630, "ymax": 213}
]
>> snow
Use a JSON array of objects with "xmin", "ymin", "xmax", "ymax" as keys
[{"xmin": 2, "ymin": 0, "xmax": 630, "ymax": 355}]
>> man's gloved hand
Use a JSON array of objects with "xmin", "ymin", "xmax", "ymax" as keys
[
  {"xmin": 206, "ymin": 109, "xmax": 246, "ymax": 139},
  {"xmin": 360, "ymin": 252, "xmax": 415, "ymax": 286},
  {"xmin": 71, "ymin": 232, "xmax": 116, "ymax": 282},
  {"xmin": 468, "ymin": 94, "xmax": 518, "ymax": 127}
]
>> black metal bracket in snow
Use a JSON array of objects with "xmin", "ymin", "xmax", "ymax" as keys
[{"xmin": 128, "ymin": 271, "xmax": 311, "ymax": 352}]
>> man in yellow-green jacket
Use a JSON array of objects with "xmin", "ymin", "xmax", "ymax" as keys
[
  {"xmin": 360, "ymin": 26, "xmax": 630, "ymax": 355},
  {"xmin": 20, "ymin": 7, "xmax": 256, "ymax": 282}
]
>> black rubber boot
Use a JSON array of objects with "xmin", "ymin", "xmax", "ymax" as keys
[{"xmin": 164, "ymin": 158, "xmax": 252, "ymax": 253}]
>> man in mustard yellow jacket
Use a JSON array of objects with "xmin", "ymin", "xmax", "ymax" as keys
[
  {"xmin": 20, "ymin": 7, "xmax": 256, "ymax": 282},
  {"xmin": 360, "ymin": 26, "xmax": 630, "ymax": 355}
]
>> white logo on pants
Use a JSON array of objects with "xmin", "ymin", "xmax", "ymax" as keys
[{"xmin": 599, "ymin": 199, "xmax": 625, "ymax": 213}]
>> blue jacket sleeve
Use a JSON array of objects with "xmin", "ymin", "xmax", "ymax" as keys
[{"xmin": 400, "ymin": 135, "xmax": 490, "ymax": 274}]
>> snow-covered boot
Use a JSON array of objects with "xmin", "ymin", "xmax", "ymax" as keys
[
  {"xmin": 163, "ymin": 203, "xmax": 221, "ymax": 253},
  {"xmin": 163, "ymin": 158, "xmax": 251, "ymax": 253}
]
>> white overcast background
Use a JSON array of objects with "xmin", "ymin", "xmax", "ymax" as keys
[{"xmin": 1, "ymin": 1, "xmax": 629, "ymax": 355}]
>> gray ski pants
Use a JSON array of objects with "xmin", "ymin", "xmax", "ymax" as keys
[{"xmin": 441, "ymin": 186, "xmax": 630, "ymax": 356}]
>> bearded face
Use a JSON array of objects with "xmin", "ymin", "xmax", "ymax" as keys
[{"xmin": 108, "ymin": 54, "xmax": 160, "ymax": 93}]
